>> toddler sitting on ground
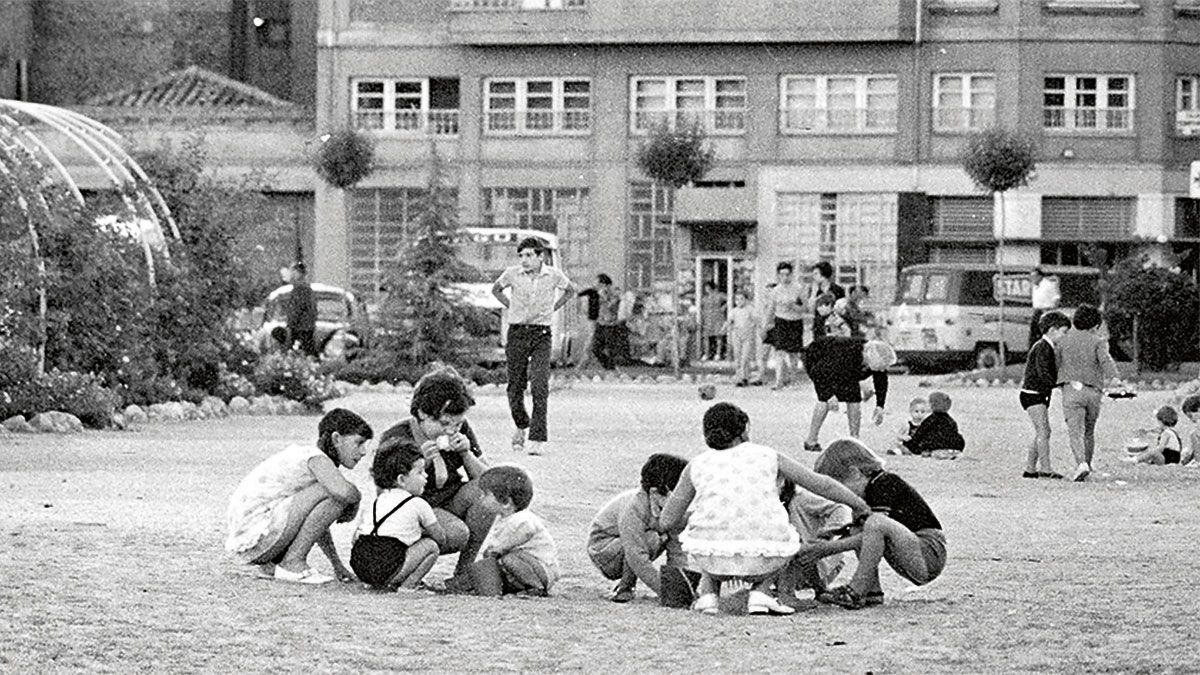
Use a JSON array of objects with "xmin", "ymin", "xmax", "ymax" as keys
[
  {"xmin": 902, "ymin": 391, "xmax": 965, "ymax": 458},
  {"xmin": 587, "ymin": 453, "xmax": 695, "ymax": 606},
  {"xmin": 889, "ymin": 397, "xmax": 931, "ymax": 455},
  {"xmin": 1126, "ymin": 406, "xmax": 1183, "ymax": 465},
  {"xmin": 447, "ymin": 465, "xmax": 560, "ymax": 596}
]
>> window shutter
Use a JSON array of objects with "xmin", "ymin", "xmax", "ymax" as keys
[
  {"xmin": 1042, "ymin": 197, "xmax": 1133, "ymax": 240},
  {"xmin": 931, "ymin": 197, "xmax": 993, "ymax": 238}
]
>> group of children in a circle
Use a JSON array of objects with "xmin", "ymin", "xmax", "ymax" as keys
[{"xmin": 226, "ymin": 366, "xmax": 945, "ymax": 614}]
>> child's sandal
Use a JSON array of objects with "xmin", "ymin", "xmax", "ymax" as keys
[{"xmin": 820, "ymin": 585, "xmax": 871, "ymax": 610}]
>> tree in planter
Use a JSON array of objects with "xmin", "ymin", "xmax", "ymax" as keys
[
  {"xmin": 1103, "ymin": 257, "xmax": 1199, "ymax": 372},
  {"xmin": 635, "ymin": 120, "xmax": 715, "ymax": 374},
  {"xmin": 371, "ymin": 151, "xmax": 491, "ymax": 369},
  {"xmin": 961, "ymin": 127, "xmax": 1037, "ymax": 367},
  {"xmin": 313, "ymin": 129, "xmax": 375, "ymax": 190}
]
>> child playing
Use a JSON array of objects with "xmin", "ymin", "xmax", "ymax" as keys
[
  {"xmin": 903, "ymin": 391, "xmax": 965, "ymax": 457},
  {"xmin": 1126, "ymin": 406, "xmax": 1183, "ymax": 465},
  {"xmin": 451, "ymin": 465, "xmax": 560, "ymax": 596},
  {"xmin": 226, "ymin": 408, "xmax": 371, "ymax": 584},
  {"xmin": 350, "ymin": 442, "xmax": 448, "ymax": 589},
  {"xmin": 587, "ymin": 453, "xmax": 691, "ymax": 605},
  {"xmin": 807, "ymin": 439, "xmax": 947, "ymax": 610},
  {"xmin": 1020, "ymin": 311, "xmax": 1071, "ymax": 480},
  {"xmin": 889, "ymin": 396, "xmax": 930, "ymax": 455},
  {"xmin": 1182, "ymin": 395, "xmax": 1200, "ymax": 465},
  {"xmin": 724, "ymin": 292, "xmax": 759, "ymax": 387},
  {"xmin": 811, "ymin": 292, "xmax": 837, "ymax": 340},
  {"xmin": 826, "ymin": 298, "xmax": 852, "ymax": 338},
  {"xmin": 775, "ymin": 480, "xmax": 853, "ymax": 603},
  {"xmin": 659, "ymin": 402, "xmax": 870, "ymax": 616}
]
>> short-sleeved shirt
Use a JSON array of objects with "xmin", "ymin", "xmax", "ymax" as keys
[
  {"xmin": 379, "ymin": 418, "xmax": 483, "ymax": 509},
  {"xmin": 482, "ymin": 510, "xmax": 561, "ymax": 582},
  {"xmin": 769, "ymin": 282, "xmax": 806, "ymax": 321},
  {"xmin": 728, "ymin": 305, "xmax": 758, "ymax": 339},
  {"xmin": 864, "ymin": 472, "xmax": 942, "ymax": 532},
  {"xmin": 495, "ymin": 264, "xmax": 572, "ymax": 326},
  {"xmin": 355, "ymin": 488, "xmax": 438, "ymax": 546}
]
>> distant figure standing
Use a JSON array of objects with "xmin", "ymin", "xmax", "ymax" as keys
[
  {"xmin": 492, "ymin": 237, "xmax": 576, "ymax": 456},
  {"xmin": 1029, "ymin": 268, "xmax": 1061, "ymax": 345},
  {"xmin": 843, "ymin": 285, "xmax": 874, "ymax": 338},
  {"xmin": 757, "ymin": 262, "xmax": 807, "ymax": 390},
  {"xmin": 1055, "ymin": 304, "xmax": 1120, "ymax": 482},
  {"xmin": 287, "ymin": 262, "xmax": 318, "ymax": 357},
  {"xmin": 593, "ymin": 274, "xmax": 623, "ymax": 370},
  {"xmin": 724, "ymin": 291, "xmax": 759, "ymax": 387},
  {"xmin": 575, "ymin": 284, "xmax": 600, "ymax": 369},
  {"xmin": 810, "ymin": 261, "xmax": 846, "ymax": 340},
  {"xmin": 700, "ymin": 281, "xmax": 728, "ymax": 361}
]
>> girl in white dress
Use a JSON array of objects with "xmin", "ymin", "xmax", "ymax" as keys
[
  {"xmin": 226, "ymin": 408, "xmax": 373, "ymax": 584},
  {"xmin": 660, "ymin": 403, "xmax": 869, "ymax": 615}
]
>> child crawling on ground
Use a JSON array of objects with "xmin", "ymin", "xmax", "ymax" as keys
[
  {"xmin": 587, "ymin": 453, "xmax": 696, "ymax": 606},
  {"xmin": 803, "ymin": 439, "xmax": 947, "ymax": 610}
]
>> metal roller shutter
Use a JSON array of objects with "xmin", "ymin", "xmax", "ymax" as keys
[
  {"xmin": 1041, "ymin": 197, "xmax": 1133, "ymax": 240},
  {"xmin": 931, "ymin": 197, "xmax": 993, "ymax": 239}
]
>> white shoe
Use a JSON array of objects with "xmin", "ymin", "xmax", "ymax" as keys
[
  {"xmin": 747, "ymin": 590, "xmax": 796, "ymax": 615},
  {"xmin": 526, "ymin": 440, "xmax": 545, "ymax": 456},
  {"xmin": 274, "ymin": 567, "xmax": 333, "ymax": 585},
  {"xmin": 693, "ymin": 593, "xmax": 719, "ymax": 615},
  {"xmin": 1071, "ymin": 462, "xmax": 1091, "ymax": 482}
]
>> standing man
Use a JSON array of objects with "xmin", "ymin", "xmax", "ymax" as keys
[
  {"xmin": 286, "ymin": 261, "xmax": 318, "ymax": 357},
  {"xmin": 592, "ymin": 274, "xmax": 622, "ymax": 370},
  {"xmin": 575, "ymin": 283, "xmax": 600, "ymax": 369},
  {"xmin": 1029, "ymin": 267, "xmax": 1061, "ymax": 345},
  {"xmin": 1055, "ymin": 304, "xmax": 1120, "ymax": 482},
  {"xmin": 492, "ymin": 237, "xmax": 576, "ymax": 456}
]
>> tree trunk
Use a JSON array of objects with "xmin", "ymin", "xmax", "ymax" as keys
[
  {"xmin": 997, "ymin": 190, "xmax": 1007, "ymax": 368},
  {"xmin": 27, "ymin": 215, "xmax": 47, "ymax": 376},
  {"xmin": 669, "ymin": 190, "xmax": 681, "ymax": 376}
]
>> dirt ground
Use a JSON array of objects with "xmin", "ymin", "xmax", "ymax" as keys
[{"xmin": 2, "ymin": 377, "xmax": 1198, "ymax": 673}]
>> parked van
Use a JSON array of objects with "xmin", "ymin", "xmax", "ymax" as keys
[
  {"xmin": 454, "ymin": 227, "xmax": 574, "ymax": 365},
  {"xmin": 883, "ymin": 263, "xmax": 1100, "ymax": 370}
]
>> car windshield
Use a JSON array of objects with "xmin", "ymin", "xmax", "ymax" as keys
[
  {"xmin": 900, "ymin": 274, "xmax": 924, "ymax": 303},
  {"xmin": 264, "ymin": 292, "xmax": 351, "ymax": 323}
]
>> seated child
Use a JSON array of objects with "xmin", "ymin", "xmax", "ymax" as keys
[
  {"xmin": 826, "ymin": 298, "xmax": 852, "ymax": 338},
  {"xmin": 775, "ymin": 480, "xmax": 853, "ymax": 602},
  {"xmin": 903, "ymin": 391, "xmax": 965, "ymax": 457},
  {"xmin": 350, "ymin": 442, "xmax": 447, "ymax": 589},
  {"xmin": 804, "ymin": 439, "xmax": 946, "ymax": 610},
  {"xmin": 586, "ymin": 453, "xmax": 693, "ymax": 605},
  {"xmin": 889, "ymin": 396, "xmax": 930, "ymax": 455},
  {"xmin": 659, "ymin": 402, "xmax": 871, "ymax": 616},
  {"xmin": 1183, "ymin": 395, "xmax": 1200, "ymax": 465},
  {"xmin": 1126, "ymin": 406, "xmax": 1183, "ymax": 465},
  {"xmin": 450, "ymin": 465, "xmax": 560, "ymax": 596}
]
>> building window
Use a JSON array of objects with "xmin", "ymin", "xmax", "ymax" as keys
[
  {"xmin": 773, "ymin": 192, "xmax": 899, "ymax": 304},
  {"xmin": 449, "ymin": 0, "xmax": 586, "ymax": 9},
  {"xmin": 933, "ymin": 74, "xmax": 996, "ymax": 132},
  {"xmin": 779, "ymin": 75, "xmax": 898, "ymax": 134},
  {"xmin": 1041, "ymin": 197, "xmax": 1134, "ymax": 240},
  {"xmin": 627, "ymin": 182, "xmax": 675, "ymax": 291},
  {"xmin": 630, "ymin": 77, "xmax": 747, "ymax": 135},
  {"xmin": 931, "ymin": 196, "xmax": 993, "ymax": 238},
  {"xmin": 481, "ymin": 188, "xmax": 589, "ymax": 234},
  {"xmin": 348, "ymin": 188, "xmax": 458, "ymax": 300},
  {"xmin": 1042, "ymin": 75, "xmax": 1133, "ymax": 132},
  {"xmin": 484, "ymin": 78, "xmax": 591, "ymax": 135},
  {"xmin": 351, "ymin": 78, "xmax": 460, "ymax": 135},
  {"xmin": 1176, "ymin": 76, "xmax": 1200, "ymax": 136}
]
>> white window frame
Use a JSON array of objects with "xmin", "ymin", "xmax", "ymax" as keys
[
  {"xmin": 932, "ymin": 73, "xmax": 996, "ymax": 133},
  {"xmin": 778, "ymin": 74, "xmax": 898, "ymax": 135},
  {"xmin": 350, "ymin": 77, "xmax": 459, "ymax": 135},
  {"xmin": 628, "ymin": 76, "xmax": 748, "ymax": 136},
  {"xmin": 483, "ymin": 77, "xmax": 592, "ymax": 136},
  {"xmin": 1042, "ymin": 74, "xmax": 1134, "ymax": 132},
  {"xmin": 1176, "ymin": 75, "xmax": 1200, "ymax": 136}
]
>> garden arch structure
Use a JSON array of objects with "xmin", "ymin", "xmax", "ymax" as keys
[{"xmin": 0, "ymin": 99, "xmax": 179, "ymax": 373}]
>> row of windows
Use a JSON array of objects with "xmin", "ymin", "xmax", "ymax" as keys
[{"xmin": 350, "ymin": 74, "xmax": 1200, "ymax": 136}]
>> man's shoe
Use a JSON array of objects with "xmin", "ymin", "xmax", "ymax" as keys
[
  {"xmin": 527, "ymin": 440, "xmax": 545, "ymax": 456},
  {"xmin": 1071, "ymin": 462, "xmax": 1091, "ymax": 482},
  {"xmin": 1038, "ymin": 471, "xmax": 1064, "ymax": 480},
  {"xmin": 1021, "ymin": 471, "xmax": 1040, "ymax": 479}
]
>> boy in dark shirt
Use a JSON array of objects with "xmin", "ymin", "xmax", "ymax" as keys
[
  {"xmin": 1020, "ymin": 311, "xmax": 1071, "ymax": 479},
  {"xmin": 904, "ymin": 391, "xmax": 965, "ymax": 456},
  {"xmin": 802, "ymin": 336, "xmax": 893, "ymax": 452},
  {"xmin": 801, "ymin": 439, "xmax": 946, "ymax": 610}
]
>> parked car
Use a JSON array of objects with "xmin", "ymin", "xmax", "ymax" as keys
[{"xmin": 251, "ymin": 283, "xmax": 370, "ymax": 360}]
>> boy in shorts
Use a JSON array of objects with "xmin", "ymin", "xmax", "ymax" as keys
[
  {"xmin": 1020, "ymin": 311, "xmax": 1071, "ymax": 479},
  {"xmin": 802, "ymin": 336, "xmax": 894, "ymax": 452}
]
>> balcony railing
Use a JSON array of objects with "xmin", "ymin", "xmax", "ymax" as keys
[
  {"xmin": 933, "ymin": 106, "xmax": 996, "ymax": 132},
  {"xmin": 484, "ymin": 109, "xmax": 591, "ymax": 134},
  {"xmin": 353, "ymin": 109, "xmax": 461, "ymax": 136},
  {"xmin": 1042, "ymin": 107, "xmax": 1133, "ymax": 131},
  {"xmin": 631, "ymin": 109, "xmax": 747, "ymax": 135},
  {"xmin": 778, "ymin": 107, "xmax": 897, "ymax": 134},
  {"xmin": 448, "ymin": 0, "xmax": 585, "ymax": 9}
]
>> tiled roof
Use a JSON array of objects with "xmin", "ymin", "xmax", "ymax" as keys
[{"xmin": 85, "ymin": 66, "xmax": 298, "ymax": 109}]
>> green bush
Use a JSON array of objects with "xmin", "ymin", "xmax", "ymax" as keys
[
  {"xmin": 321, "ymin": 356, "xmax": 505, "ymax": 387},
  {"xmin": 1104, "ymin": 258, "xmax": 1200, "ymax": 371},
  {"xmin": 0, "ymin": 370, "xmax": 119, "ymax": 428},
  {"xmin": 253, "ymin": 351, "xmax": 338, "ymax": 406}
]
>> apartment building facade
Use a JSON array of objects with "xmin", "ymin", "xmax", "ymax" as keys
[{"xmin": 312, "ymin": 0, "xmax": 1200, "ymax": 312}]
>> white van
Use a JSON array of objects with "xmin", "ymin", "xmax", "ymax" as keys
[
  {"xmin": 883, "ymin": 263, "xmax": 1101, "ymax": 370},
  {"xmin": 454, "ymin": 227, "xmax": 574, "ymax": 366}
]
